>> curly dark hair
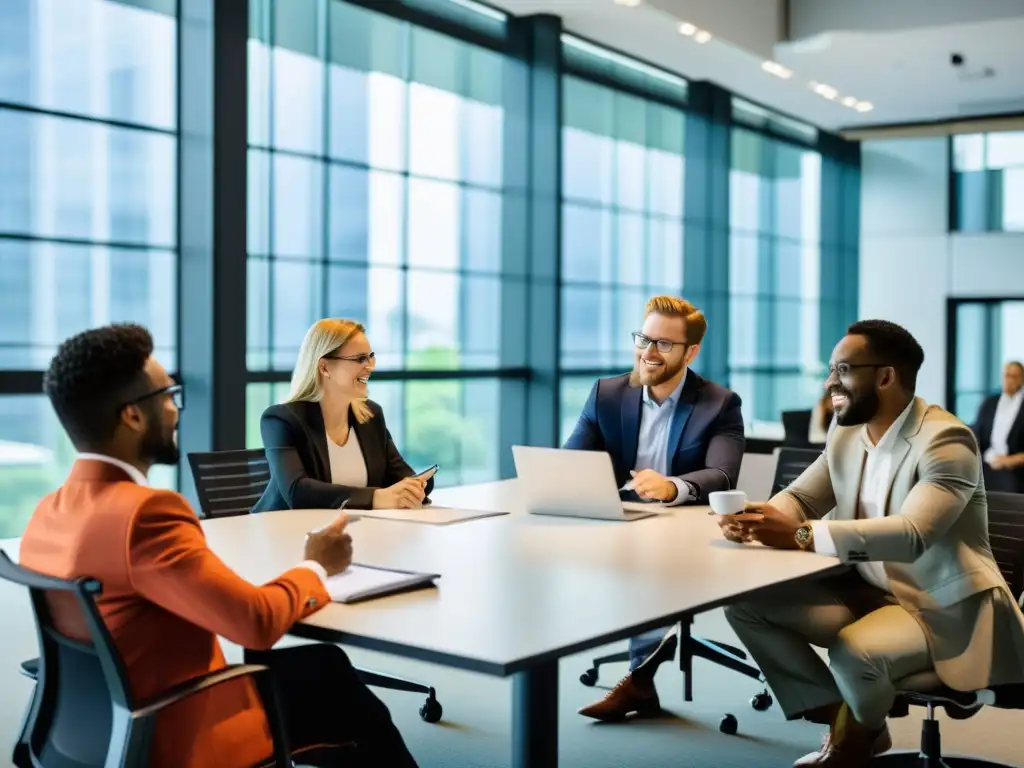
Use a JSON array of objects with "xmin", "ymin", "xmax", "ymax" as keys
[
  {"xmin": 847, "ymin": 319, "xmax": 925, "ymax": 391},
  {"xmin": 43, "ymin": 324, "xmax": 155, "ymax": 449}
]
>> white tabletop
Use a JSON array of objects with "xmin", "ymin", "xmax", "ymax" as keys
[{"xmin": 202, "ymin": 480, "xmax": 842, "ymax": 676}]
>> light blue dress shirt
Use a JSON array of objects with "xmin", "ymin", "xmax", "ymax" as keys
[{"xmin": 632, "ymin": 371, "xmax": 693, "ymax": 505}]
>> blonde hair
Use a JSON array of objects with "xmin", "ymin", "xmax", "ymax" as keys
[
  {"xmin": 285, "ymin": 319, "xmax": 374, "ymax": 424},
  {"xmin": 645, "ymin": 295, "xmax": 707, "ymax": 345}
]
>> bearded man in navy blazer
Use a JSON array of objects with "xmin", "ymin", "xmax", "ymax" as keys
[{"xmin": 568, "ymin": 295, "xmax": 746, "ymax": 721}]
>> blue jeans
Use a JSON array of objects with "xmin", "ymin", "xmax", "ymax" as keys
[{"xmin": 628, "ymin": 628, "xmax": 672, "ymax": 671}]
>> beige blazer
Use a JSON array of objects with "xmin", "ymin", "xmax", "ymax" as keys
[{"xmin": 772, "ymin": 397, "xmax": 1024, "ymax": 691}]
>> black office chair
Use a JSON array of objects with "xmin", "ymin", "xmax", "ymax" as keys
[
  {"xmin": 781, "ymin": 410, "xmax": 813, "ymax": 447},
  {"xmin": 187, "ymin": 448, "xmax": 443, "ymax": 723},
  {"xmin": 0, "ymin": 551, "xmax": 297, "ymax": 768},
  {"xmin": 771, "ymin": 447, "xmax": 823, "ymax": 496},
  {"xmin": 871, "ymin": 490, "xmax": 1024, "ymax": 767}
]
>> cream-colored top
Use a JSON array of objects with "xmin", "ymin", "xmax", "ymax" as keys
[{"xmin": 327, "ymin": 429, "xmax": 368, "ymax": 488}]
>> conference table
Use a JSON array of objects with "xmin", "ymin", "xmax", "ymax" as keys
[{"xmin": 203, "ymin": 480, "xmax": 842, "ymax": 768}]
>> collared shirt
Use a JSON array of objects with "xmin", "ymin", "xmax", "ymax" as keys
[
  {"xmin": 811, "ymin": 400, "xmax": 915, "ymax": 593},
  {"xmin": 74, "ymin": 453, "xmax": 327, "ymax": 582},
  {"xmin": 984, "ymin": 390, "xmax": 1024, "ymax": 466},
  {"xmin": 634, "ymin": 371, "xmax": 693, "ymax": 506}
]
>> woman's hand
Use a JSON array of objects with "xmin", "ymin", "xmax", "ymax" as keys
[{"xmin": 372, "ymin": 477, "xmax": 427, "ymax": 509}]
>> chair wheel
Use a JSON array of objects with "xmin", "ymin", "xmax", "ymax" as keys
[
  {"xmin": 419, "ymin": 697, "xmax": 443, "ymax": 723},
  {"xmin": 579, "ymin": 668, "xmax": 598, "ymax": 687},
  {"xmin": 751, "ymin": 691, "xmax": 773, "ymax": 711},
  {"xmin": 719, "ymin": 713, "xmax": 738, "ymax": 735}
]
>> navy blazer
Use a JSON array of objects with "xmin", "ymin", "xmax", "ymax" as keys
[
  {"xmin": 971, "ymin": 393, "xmax": 1024, "ymax": 492},
  {"xmin": 563, "ymin": 371, "xmax": 745, "ymax": 502},
  {"xmin": 251, "ymin": 400, "xmax": 433, "ymax": 512}
]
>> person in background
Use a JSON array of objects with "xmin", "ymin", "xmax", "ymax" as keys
[
  {"xmin": 719, "ymin": 320, "xmax": 1024, "ymax": 768},
  {"xmin": 252, "ymin": 318, "xmax": 434, "ymax": 513},
  {"xmin": 971, "ymin": 360, "xmax": 1024, "ymax": 493},
  {"xmin": 19, "ymin": 324, "xmax": 420, "ymax": 768},
  {"xmin": 567, "ymin": 295, "xmax": 746, "ymax": 722},
  {"xmin": 809, "ymin": 389, "xmax": 835, "ymax": 444}
]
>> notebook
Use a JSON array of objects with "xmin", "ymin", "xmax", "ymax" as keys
[
  {"xmin": 324, "ymin": 563, "xmax": 440, "ymax": 604},
  {"xmin": 352, "ymin": 507, "xmax": 509, "ymax": 525}
]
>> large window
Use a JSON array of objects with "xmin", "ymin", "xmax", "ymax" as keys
[
  {"xmin": 0, "ymin": 0, "xmax": 178, "ymax": 536},
  {"xmin": 728, "ymin": 127, "xmax": 825, "ymax": 431},
  {"xmin": 246, "ymin": 0, "xmax": 511, "ymax": 486},
  {"xmin": 952, "ymin": 131, "xmax": 1024, "ymax": 232},
  {"xmin": 949, "ymin": 299, "xmax": 1024, "ymax": 422},
  {"xmin": 558, "ymin": 63, "xmax": 688, "ymax": 440}
]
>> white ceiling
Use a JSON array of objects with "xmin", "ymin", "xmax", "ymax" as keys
[{"xmin": 488, "ymin": 0, "xmax": 1024, "ymax": 133}]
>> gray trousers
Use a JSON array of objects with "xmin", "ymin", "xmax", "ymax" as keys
[{"xmin": 725, "ymin": 571, "xmax": 931, "ymax": 729}]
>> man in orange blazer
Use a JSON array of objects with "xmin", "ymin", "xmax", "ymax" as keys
[{"xmin": 19, "ymin": 324, "xmax": 419, "ymax": 768}]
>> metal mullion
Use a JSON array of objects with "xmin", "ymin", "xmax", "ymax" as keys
[
  {"xmin": 320, "ymin": 0, "xmax": 331, "ymax": 319},
  {"xmin": 0, "ymin": 232, "xmax": 175, "ymax": 252},
  {"xmin": 0, "ymin": 100, "xmax": 177, "ymax": 136}
]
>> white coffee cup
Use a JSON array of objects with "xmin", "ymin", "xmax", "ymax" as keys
[{"xmin": 708, "ymin": 490, "xmax": 748, "ymax": 515}]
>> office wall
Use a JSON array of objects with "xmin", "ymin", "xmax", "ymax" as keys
[{"xmin": 859, "ymin": 137, "xmax": 1024, "ymax": 406}]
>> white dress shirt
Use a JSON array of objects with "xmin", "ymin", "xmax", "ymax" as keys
[
  {"xmin": 984, "ymin": 390, "xmax": 1024, "ymax": 466},
  {"xmin": 327, "ymin": 429, "xmax": 369, "ymax": 488},
  {"xmin": 811, "ymin": 400, "xmax": 915, "ymax": 593},
  {"xmin": 75, "ymin": 453, "xmax": 327, "ymax": 582},
  {"xmin": 634, "ymin": 372, "xmax": 693, "ymax": 506}
]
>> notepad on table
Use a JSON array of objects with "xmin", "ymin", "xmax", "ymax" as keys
[
  {"xmin": 352, "ymin": 507, "xmax": 509, "ymax": 525},
  {"xmin": 324, "ymin": 564, "xmax": 440, "ymax": 604}
]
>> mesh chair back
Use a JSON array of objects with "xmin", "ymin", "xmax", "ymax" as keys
[
  {"xmin": 986, "ymin": 491, "xmax": 1024, "ymax": 598},
  {"xmin": 187, "ymin": 449, "xmax": 271, "ymax": 518},
  {"xmin": 771, "ymin": 447, "xmax": 823, "ymax": 497}
]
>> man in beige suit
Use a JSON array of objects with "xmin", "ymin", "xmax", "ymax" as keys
[{"xmin": 721, "ymin": 320, "xmax": 1024, "ymax": 767}]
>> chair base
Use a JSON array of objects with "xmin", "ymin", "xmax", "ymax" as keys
[
  {"xmin": 355, "ymin": 668, "xmax": 442, "ymax": 723},
  {"xmin": 873, "ymin": 751, "xmax": 1015, "ymax": 767}
]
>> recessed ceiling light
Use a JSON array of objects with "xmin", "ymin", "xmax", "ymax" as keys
[
  {"xmin": 840, "ymin": 96, "xmax": 857, "ymax": 107},
  {"xmin": 694, "ymin": 29, "xmax": 712, "ymax": 44},
  {"xmin": 854, "ymin": 101, "xmax": 874, "ymax": 112},
  {"xmin": 678, "ymin": 22, "xmax": 697, "ymax": 36},
  {"xmin": 809, "ymin": 81, "xmax": 838, "ymax": 100},
  {"xmin": 761, "ymin": 61, "xmax": 793, "ymax": 79},
  {"xmin": 613, "ymin": 0, "xmax": 642, "ymax": 6}
]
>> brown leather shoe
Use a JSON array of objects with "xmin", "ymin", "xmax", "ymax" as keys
[
  {"xmin": 793, "ymin": 704, "xmax": 891, "ymax": 767},
  {"xmin": 577, "ymin": 674, "xmax": 661, "ymax": 721}
]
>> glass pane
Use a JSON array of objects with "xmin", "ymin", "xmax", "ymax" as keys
[
  {"xmin": 0, "ymin": 241, "xmax": 176, "ymax": 370},
  {"xmin": 1001, "ymin": 167, "xmax": 1024, "ymax": 232},
  {"xmin": 325, "ymin": 264, "xmax": 403, "ymax": 369},
  {"xmin": 615, "ymin": 212, "xmax": 646, "ymax": 287},
  {"xmin": 559, "ymin": 375, "xmax": 596, "ymax": 445},
  {"xmin": 405, "ymin": 271, "xmax": 501, "ymax": 370},
  {"xmin": 562, "ymin": 78, "xmax": 614, "ymax": 205},
  {"xmin": 955, "ymin": 303, "xmax": 987, "ymax": 393},
  {"xmin": 729, "ymin": 233, "xmax": 761, "ymax": 296},
  {"xmin": 729, "ymin": 166, "xmax": 762, "ymax": 234},
  {"xmin": 0, "ymin": 109, "xmax": 176, "ymax": 247},
  {"xmin": 0, "ymin": 0, "xmax": 177, "ymax": 129},
  {"xmin": 273, "ymin": 32, "xmax": 324, "ymax": 154},
  {"xmin": 403, "ymin": 379, "xmax": 500, "ymax": 486},
  {"xmin": 246, "ymin": 382, "xmax": 292, "ymax": 448},
  {"xmin": 271, "ymin": 258, "xmax": 324, "ymax": 370},
  {"xmin": 647, "ymin": 148, "xmax": 684, "ymax": 218},
  {"xmin": 952, "ymin": 134, "xmax": 984, "ymax": 172},
  {"xmin": 272, "ymin": 154, "xmax": 324, "ymax": 258},
  {"xmin": 985, "ymin": 131, "xmax": 1024, "ymax": 170},
  {"xmin": 561, "ymin": 204, "xmax": 613, "ymax": 284},
  {"xmin": 463, "ymin": 188, "xmax": 502, "ymax": 273},
  {"xmin": 955, "ymin": 392, "xmax": 986, "ymax": 423},
  {"xmin": 407, "ymin": 178, "xmax": 459, "ymax": 270},
  {"xmin": 998, "ymin": 302, "xmax": 1024, "ymax": 369},
  {"xmin": 955, "ymin": 171, "xmax": 990, "ymax": 232},
  {"xmin": 328, "ymin": 166, "xmax": 404, "ymax": 265},
  {"xmin": 728, "ymin": 296, "xmax": 761, "ymax": 367},
  {"xmin": 646, "ymin": 217, "xmax": 683, "ymax": 293},
  {"xmin": 0, "ymin": 394, "xmax": 174, "ymax": 538},
  {"xmin": 247, "ymin": 256, "xmax": 271, "ymax": 370},
  {"xmin": 247, "ymin": 149, "xmax": 271, "ymax": 255}
]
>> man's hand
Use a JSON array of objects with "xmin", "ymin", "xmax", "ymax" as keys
[
  {"xmin": 717, "ymin": 514, "xmax": 753, "ymax": 544},
  {"xmin": 726, "ymin": 503, "xmax": 803, "ymax": 550},
  {"xmin": 304, "ymin": 513, "xmax": 354, "ymax": 576},
  {"xmin": 629, "ymin": 469, "xmax": 678, "ymax": 502}
]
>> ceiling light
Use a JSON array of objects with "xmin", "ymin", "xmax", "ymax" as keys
[
  {"xmin": 694, "ymin": 29, "xmax": 712, "ymax": 44},
  {"xmin": 761, "ymin": 61, "xmax": 793, "ymax": 79},
  {"xmin": 840, "ymin": 96, "xmax": 857, "ymax": 107},
  {"xmin": 678, "ymin": 22, "xmax": 696, "ymax": 36},
  {"xmin": 809, "ymin": 81, "xmax": 838, "ymax": 100},
  {"xmin": 854, "ymin": 101, "xmax": 874, "ymax": 112},
  {"xmin": 613, "ymin": 0, "xmax": 642, "ymax": 6}
]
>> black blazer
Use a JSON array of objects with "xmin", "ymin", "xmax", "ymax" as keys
[
  {"xmin": 251, "ymin": 400, "xmax": 434, "ymax": 512},
  {"xmin": 972, "ymin": 393, "xmax": 1024, "ymax": 492},
  {"xmin": 562, "ymin": 371, "xmax": 745, "ymax": 502}
]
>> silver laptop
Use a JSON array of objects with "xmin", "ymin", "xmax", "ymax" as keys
[{"xmin": 511, "ymin": 445, "xmax": 664, "ymax": 521}]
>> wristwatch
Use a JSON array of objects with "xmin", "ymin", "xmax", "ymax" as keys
[{"xmin": 794, "ymin": 524, "xmax": 814, "ymax": 551}]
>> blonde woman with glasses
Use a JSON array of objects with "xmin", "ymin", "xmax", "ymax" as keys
[{"xmin": 251, "ymin": 319, "xmax": 434, "ymax": 512}]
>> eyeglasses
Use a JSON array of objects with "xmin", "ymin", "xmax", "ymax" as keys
[
  {"xmin": 828, "ymin": 362, "xmax": 887, "ymax": 378},
  {"xmin": 323, "ymin": 351, "xmax": 376, "ymax": 366},
  {"xmin": 125, "ymin": 383, "xmax": 185, "ymax": 411},
  {"xmin": 632, "ymin": 332, "xmax": 687, "ymax": 354}
]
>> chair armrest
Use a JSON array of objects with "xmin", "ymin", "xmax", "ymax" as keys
[
  {"xmin": 133, "ymin": 664, "xmax": 270, "ymax": 719},
  {"xmin": 20, "ymin": 658, "xmax": 39, "ymax": 681}
]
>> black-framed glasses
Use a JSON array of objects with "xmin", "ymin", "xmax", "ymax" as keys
[
  {"xmin": 632, "ymin": 332, "xmax": 687, "ymax": 354},
  {"xmin": 125, "ymin": 383, "xmax": 185, "ymax": 411},
  {"xmin": 323, "ymin": 351, "xmax": 376, "ymax": 366},
  {"xmin": 828, "ymin": 362, "xmax": 888, "ymax": 378}
]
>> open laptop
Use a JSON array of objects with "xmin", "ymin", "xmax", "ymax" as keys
[{"xmin": 511, "ymin": 445, "xmax": 664, "ymax": 522}]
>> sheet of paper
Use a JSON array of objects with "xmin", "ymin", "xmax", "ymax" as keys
[
  {"xmin": 621, "ymin": 501, "xmax": 667, "ymax": 513},
  {"xmin": 323, "ymin": 564, "xmax": 434, "ymax": 603},
  {"xmin": 352, "ymin": 506, "xmax": 509, "ymax": 525}
]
